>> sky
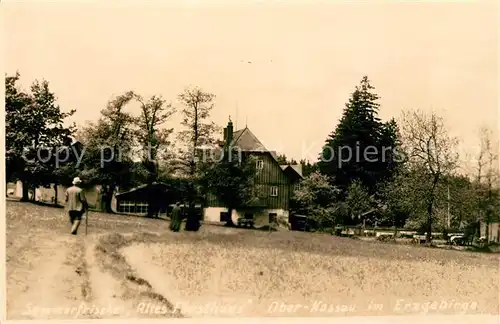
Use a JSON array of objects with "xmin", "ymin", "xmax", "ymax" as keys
[{"xmin": 3, "ymin": 0, "xmax": 499, "ymax": 173}]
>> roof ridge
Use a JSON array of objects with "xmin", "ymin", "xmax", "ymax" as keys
[
  {"xmin": 241, "ymin": 127, "xmax": 268, "ymax": 151},
  {"xmin": 282, "ymin": 164, "xmax": 304, "ymax": 179},
  {"xmin": 231, "ymin": 128, "xmax": 246, "ymax": 145}
]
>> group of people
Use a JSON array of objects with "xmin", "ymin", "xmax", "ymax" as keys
[{"xmin": 65, "ymin": 176, "xmax": 183, "ymax": 234}]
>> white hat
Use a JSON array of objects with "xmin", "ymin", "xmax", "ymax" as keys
[{"xmin": 72, "ymin": 177, "xmax": 82, "ymax": 185}]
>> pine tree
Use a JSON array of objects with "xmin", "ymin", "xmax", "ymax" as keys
[
  {"xmin": 317, "ymin": 76, "xmax": 399, "ymax": 194},
  {"xmin": 299, "ymin": 159, "xmax": 317, "ymax": 177},
  {"xmin": 276, "ymin": 154, "xmax": 288, "ymax": 165}
]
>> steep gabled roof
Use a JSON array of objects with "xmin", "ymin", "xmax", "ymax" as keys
[
  {"xmin": 230, "ymin": 127, "xmax": 267, "ymax": 152},
  {"xmin": 290, "ymin": 164, "xmax": 303, "ymax": 177},
  {"xmin": 221, "ymin": 124, "xmax": 300, "ymax": 180},
  {"xmin": 231, "ymin": 129, "xmax": 245, "ymax": 144},
  {"xmin": 269, "ymin": 151, "xmax": 278, "ymax": 160},
  {"xmin": 229, "ymin": 127, "xmax": 280, "ymax": 161},
  {"xmin": 281, "ymin": 164, "xmax": 304, "ymax": 179}
]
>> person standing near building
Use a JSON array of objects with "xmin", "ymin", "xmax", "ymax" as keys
[
  {"xmin": 65, "ymin": 177, "xmax": 88, "ymax": 235},
  {"xmin": 170, "ymin": 201, "xmax": 182, "ymax": 232}
]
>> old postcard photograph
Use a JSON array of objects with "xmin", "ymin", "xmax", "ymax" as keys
[{"xmin": 2, "ymin": 0, "xmax": 499, "ymax": 322}]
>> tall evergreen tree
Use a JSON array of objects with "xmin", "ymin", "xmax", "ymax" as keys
[
  {"xmin": 276, "ymin": 154, "xmax": 288, "ymax": 165},
  {"xmin": 276, "ymin": 153, "xmax": 298, "ymax": 165},
  {"xmin": 299, "ymin": 159, "xmax": 318, "ymax": 177},
  {"xmin": 317, "ymin": 76, "xmax": 399, "ymax": 194},
  {"xmin": 378, "ymin": 118, "xmax": 403, "ymax": 182}
]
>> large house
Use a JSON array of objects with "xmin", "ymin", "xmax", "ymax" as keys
[{"xmin": 203, "ymin": 119, "xmax": 303, "ymax": 227}]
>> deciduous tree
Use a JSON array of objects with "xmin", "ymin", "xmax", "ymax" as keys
[
  {"xmin": 344, "ymin": 180, "xmax": 375, "ymax": 227},
  {"xmin": 474, "ymin": 127, "xmax": 500, "ymax": 242},
  {"xmin": 400, "ymin": 109, "xmax": 459, "ymax": 243},
  {"xmin": 5, "ymin": 72, "xmax": 75, "ymax": 201},
  {"xmin": 199, "ymin": 150, "xmax": 258, "ymax": 227},
  {"xmin": 290, "ymin": 171, "xmax": 342, "ymax": 230},
  {"xmin": 78, "ymin": 91, "xmax": 136, "ymax": 212},
  {"xmin": 133, "ymin": 93, "xmax": 176, "ymax": 217},
  {"xmin": 176, "ymin": 87, "xmax": 219, "ymax": 231}
]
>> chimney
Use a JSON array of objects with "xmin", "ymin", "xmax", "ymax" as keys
[{"xmin": 227, "ymin": 119, "xmax": 233, "ymax": 145}]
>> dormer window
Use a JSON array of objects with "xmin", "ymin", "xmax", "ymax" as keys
[{"xmin": 256, "ymin": 160, "xmax": 264, "ymax": 169}]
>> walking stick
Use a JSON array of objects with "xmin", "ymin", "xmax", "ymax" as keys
[{"xmin": 85, "ymin": 209, "xmax": 88, "ymax": 235}]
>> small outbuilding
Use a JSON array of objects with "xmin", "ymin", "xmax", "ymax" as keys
[{"xmin": 115, "ymin": 182, "xmax": 170, "ymax": 217}]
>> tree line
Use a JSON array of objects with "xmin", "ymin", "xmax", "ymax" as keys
[
  {"xmin": 6, "ymin": 72, "xmax": 499, "ymax": 240},
  {"xmin": 5, "ymin": 72, "xmax": 261, "ymax": 231},
  {"xmin": 290, "ymin": 76, "xmax": 499, "ymax": 244}
]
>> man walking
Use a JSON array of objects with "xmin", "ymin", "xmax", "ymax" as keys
[
  {"xmin": 65, "ymin": 177, "xmax": 88, "ymax": 235},
  {"xmin": 170, "ymin": 201, "xmax": 182, "ymax": 232}
]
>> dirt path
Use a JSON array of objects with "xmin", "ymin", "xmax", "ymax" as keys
[
  {"xmin": 84, "ymin": 239, "xmax": 138, "ymax": 318},
  {"xmin": 6, "ymin": 202, "xmax": 179, "ymax": 320},
  {"xmin": 123, "ymin": 246, "xmax": 189, "ymax": 315},
  {"xmin": 7, "ymin": 233, "xmax": 87, "ymax": 319},
  {"xmin": 7, "ymin": 230, "xmax": 136, "ymax": 319}
]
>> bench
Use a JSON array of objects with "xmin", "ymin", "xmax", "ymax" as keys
[
  {"xmin": 376, "ymin": 232, "xmax": 395, "ymax": 242},
  {"xmin": 449, "ymin": 235, "xmax": 473, "ymax": 246},
  {"xmin": 237, "ymin": 218, "xmax": 254, "ymax": 228},
  {"xmin": 412, "ymin": 235, "xmax": 427, "ymax": 244}
]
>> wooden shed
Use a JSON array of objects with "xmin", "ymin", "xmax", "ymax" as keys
[{"xmin": 115, "ymin": 182, "xmax": 170, "ymax": 216}]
